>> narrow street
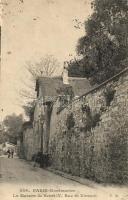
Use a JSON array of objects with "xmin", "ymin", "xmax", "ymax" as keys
[
  {"xmin": 0, "ymin": 155, "xmax": 90, "ymax": 185},
  {"xmin": 0, "ymin": 156, "xmax": 127, "ymax": 200}
]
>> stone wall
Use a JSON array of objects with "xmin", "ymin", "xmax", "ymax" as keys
[
  {"xmin": 49, "ymin": 69, "xmax": 128, "ymax": 184},
  {"xmin": 33, "ymin": 101, "xmax": 42, "ymax": 154},
  {"xmin": 20, "ymin": 123, "xmax": 42, "ymax": 161},
  {"xmin": 17, "ymin": 139, "xmax": 24, "ymax": 159},
  {"xmin": 23, "ymin": 127, "xmax": 34, "ymax": 161},
  {"xmin": 33, "ymin": 101, "xmax": 50, "ymax": 155}
]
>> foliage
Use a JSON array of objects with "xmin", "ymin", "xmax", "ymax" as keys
[
  {"xmin": 3, "ymin": 114, "xmax": 24, "ymax": 144},
  {"xmin": 91, "ymin": 113, "xmax": 101, "ymax": 128},
  {"xmin": 81, "ymin": 104, "xmax": 101, "ymax": 131},
  {"xmin": 19, "ymin": 55, "xmax": 61, "ymax": 106},
  {"xmin": 68, "ymin": 60, "xmax": 85, "ymax": 78},
  {"xmin": 25, "ymin": 54, "xmax": 61, "ymax": 80},
  {"xmin": 81, "ymin": 104, "xmax": 91, "ymax": 115},
  {"xmin": 69, "ymin": 0, "xmax": 128, "ymax": 84},
  {"xmin": 0, "ymin": 129, "xmax": 8, "ymax": 144},
  {"xmin": 104, "ymin": 86, "xmax": 116, "ymax": 106},
  {"xmin": 85, "ymin": 112, "xmax": 101, "ymax": 131},
  {"xmin": 22, "ymin": 100, "xmax": 36, "ymax": 122},
  {"xmin": 66, "ymin": 113, "xmax": 75, "ymax": 130}
]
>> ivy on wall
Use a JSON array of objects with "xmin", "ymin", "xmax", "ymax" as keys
[
  {"xmin": 104, "ymin": 86, "xmax": 116, "ymax": 106},
  {"xmin": 81, "ymin": 104, "xmax": 101, "ymax": 131},
  {"xmin": 66, "ymin": 113, "xmax": 75, "ymax": 130}
]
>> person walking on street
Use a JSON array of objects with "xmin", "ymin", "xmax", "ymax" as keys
[
  {"xmin": 7, "ymin": 149, "xmax": 11, "ymax": 158},
  {"xmin": 11, "ymin": 149, "xmax": 14, "ymax": 158}
]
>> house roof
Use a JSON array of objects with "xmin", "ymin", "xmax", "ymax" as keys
[
  {"xmin": 36, "ymin": 76, "xmax": 92, "ymax": 102},
  {"xmin": 36, "ymin": 76, "xmax": 73, "ymax": 102},
  {"xmin": 68, "ymin": 77, "xmax": 92, "ymax": 97}
]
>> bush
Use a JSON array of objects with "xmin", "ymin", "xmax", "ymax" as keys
[
  {"xmin": 104, "ymin": 86, "xmax": 116, "ymax": 106},
  {"xmin": 66, "ymin": 113, "xmax": 75, "ymax": 130}
]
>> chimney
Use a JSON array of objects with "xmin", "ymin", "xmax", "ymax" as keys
[{"xmin": 63, "ymin": 61, "xmax": 69, "ymax": 84}]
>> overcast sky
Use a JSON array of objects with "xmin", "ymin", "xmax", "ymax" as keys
[{"xmin": 0, "ymin": 0, "xmax": 92, "ymax": 118}]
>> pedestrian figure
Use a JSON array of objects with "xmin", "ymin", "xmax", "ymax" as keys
[
  {"xmin": 11, "ymin": 149, "xmax": 14, "ymax": 158},
  {"xmin": 7, "ymin": 149, "xmax": 11, "ymax": 158}
]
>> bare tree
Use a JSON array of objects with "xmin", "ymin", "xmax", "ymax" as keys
[
  {"xmin": 25, "ymin": 54, "xmax": 61, "ymax": 80},
  {"xmin": 19, "ymin": 54, "xmax": 62, "ymax": 118},
  {"xmin": 20, "ymin": 54, "xmax": 61, "ymax": 96}
]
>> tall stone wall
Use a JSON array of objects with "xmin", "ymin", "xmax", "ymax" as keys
[
  {"xmin": 23, "ymin": 128, "xmax": 34, "ymax": 161},
  {"xmin": 33, "ymin": 122, "xmax": 42, "ymax": 154},
  {"xmin": 33, "ymin": 101, "xmax": 42, "ymax": 154},
  {"xmin": 49, "ymin": 70, "xmax": 128, "ymax": 184},
  {"xmin": 21, "ymin": 124, "xmax": 42, "ymax": 161}
]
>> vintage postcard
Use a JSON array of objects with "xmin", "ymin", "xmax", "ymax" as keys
[{"xmin": 0, "ymin": 0, "xmax": 128, "ymax": 200}]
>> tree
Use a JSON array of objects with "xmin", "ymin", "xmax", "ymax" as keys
[
  {"xmin": 20, "ymin": 54, "xmax": 61, "ymax": 119},
  {"xmin": 26, "ymin": 54, "xmax": 60, "ymax": 79},
  {"xmin": 22, "ymin": 101, "xmax": 36, "ymax": 122},
  {"xmin": 20, "ymin": 54, "xmax": 61, "ymax": 101},
  {"xmin": 3, "ymin": 114, "xmax": 24, "ymax": 144},
  {"xmin": 0, "ymin": 129, "xmax": 8, "ymax": 144},
  {"xmin": 69, "ymin": 0, "xmax": 128, "ymax": 84}
]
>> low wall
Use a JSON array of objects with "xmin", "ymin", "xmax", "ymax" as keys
[{"xmin": 49, "ymin": 69, "xmax": 128, "ymax": 184}]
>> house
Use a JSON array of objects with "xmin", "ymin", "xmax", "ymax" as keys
[{"xmin": 33, "ymin": 63, "xmax": 92, "ymax": 160}]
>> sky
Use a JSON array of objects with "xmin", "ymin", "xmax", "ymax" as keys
[{"xmin": 0, "ymin": 0, "xmax": 92, "ymax": 119}]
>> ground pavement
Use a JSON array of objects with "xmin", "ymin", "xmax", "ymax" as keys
[{"xmin": 0, "ymin": 156, "xmax": 127, "ymax": 200}]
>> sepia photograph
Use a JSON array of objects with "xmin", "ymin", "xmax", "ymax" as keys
[{"xmin": 0, "ymin": 0, "xmax": 128, "ymax": 199}]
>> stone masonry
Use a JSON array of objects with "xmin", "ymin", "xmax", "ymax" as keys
[{"xmin": 49, "ymin": 69, "xmax": 128, "ymax": 184}]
